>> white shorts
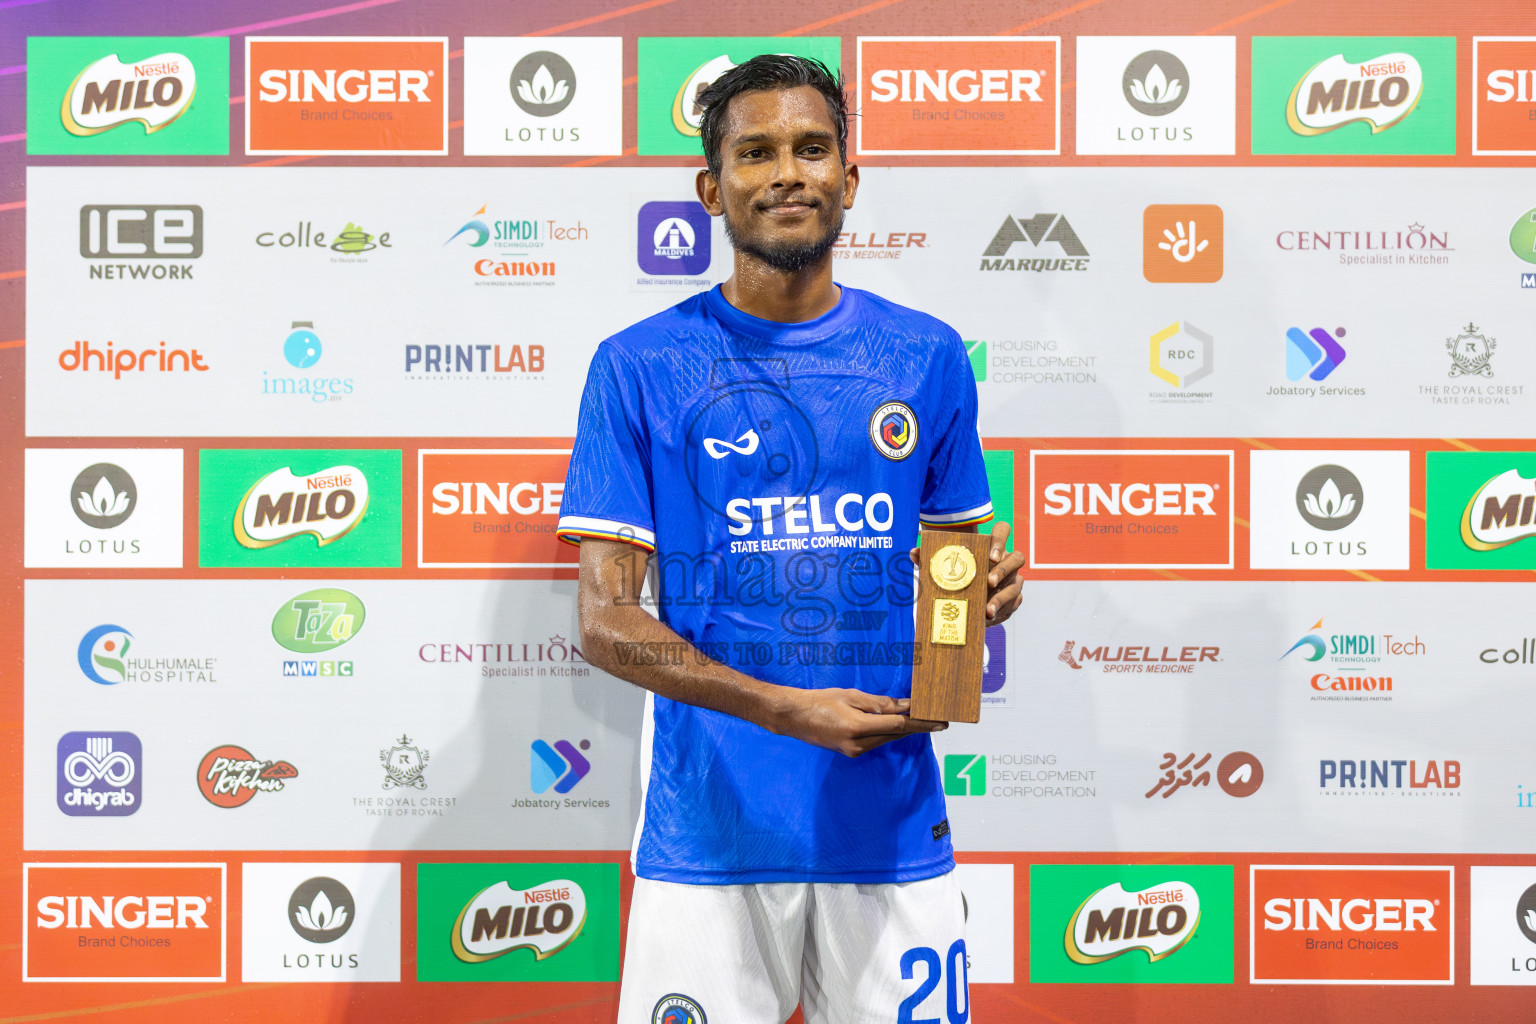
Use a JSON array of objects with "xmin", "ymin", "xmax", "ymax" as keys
[{"xmin": 615, "ymin": 871, "xmax": 970, "ymax": 1024}]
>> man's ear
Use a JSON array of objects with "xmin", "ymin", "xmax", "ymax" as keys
[
  {"xmin": 696, "ymin": 168, "xmax": 723, "ymax": 215},
  {"xmin": 842, "ymin": 161, "xmax": 860, "ymax": 210}
]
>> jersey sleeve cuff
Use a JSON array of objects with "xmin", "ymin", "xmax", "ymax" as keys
[
  {"xmin": 919, "ymin": 501, "xmax": 994, "ymax": 528},
  {"xmin": 556, "ymin": 514, "xmax": 657, "ymax": 552}
]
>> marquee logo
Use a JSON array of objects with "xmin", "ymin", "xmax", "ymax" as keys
[
  {"xmin": 856, "ymin": 37, "xmax": 1059, "ymax": 155},
  {"xmin": 979, "ymin": 213, "xmax": 1089, "ymax": 272},
  {"xmin": 452, "ymin": 879, "xmax": 587, "ymax": 963},
  {"xmin": 1029, "ymin": 449, "xmax": 1233, "ymax": 569},
  {"xmin": 197, "ymin": 745, "xmax": 298, "ymax": 808},
  {"xmin": 1251, "ymin": 865, "xmax": 1453, "ymax": 984},
  {"xmin": 246, "ymin": 36, "xmax": 448, "ymax": 155},
  {"xmin": 234, "ymin": 465, "xmax": 367, "ymax": 549},
  {"xmin": 1066, "ymin": 881, "xmax": 1200, "ymax": 963},
  {"xmin": 57, "ymin": 732, "xmax": 142, "ymax": 816},
  {"xmin": 1473, "ymin": 38, "xmax": 1536, "ymax": 155},
  {"xmin": 23, "ymin": 862, "xmax": 225, "ymax": 981}
]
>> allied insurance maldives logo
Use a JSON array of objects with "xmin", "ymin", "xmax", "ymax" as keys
[
  {"xmin": 1029, "ymin": 450, "xmax": 1233, "ymax": 569},
  {"xmin": 246, "ymin": 37, "xmax": 448, "ymax": 155},
  {"xmin": 1427, "ymin": 452, "xmax": 1536, "ymax": 570}
]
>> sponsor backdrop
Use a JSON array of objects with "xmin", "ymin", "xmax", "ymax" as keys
[{"xmin": 3, "ymin": 1, "xmax": 1535, "ymax": 1022}]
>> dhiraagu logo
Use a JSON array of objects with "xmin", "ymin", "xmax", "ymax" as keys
[
  {"xmin": 636, "ymin": 38, "xmax": 840, "ymax": 155},
  {"xmin": 944, "ymin": 754, "xmax": 986, "ymax": 796}
]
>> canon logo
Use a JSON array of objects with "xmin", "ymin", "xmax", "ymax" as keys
[
  {"xmin": 257, "ymin": 68, "xmax": 431, "ymax": 103},
  {"xmin": 1041, "ymin": 482, "xmax": 1216, "ymax": 516},
  {"xmin": 431, "ymin": 482, "xmax": 562, "ymax": 516},
  {"xmin": 868, "ymin": 68, "xmax": 1043, "ymax": 103},
  {"xmin": 1263, "ymin": 897, "xmax": 1435, "ymax": 932},
  {"xmin": 36, "ymin": 895, "xmax": 208, "ymax": 929}
]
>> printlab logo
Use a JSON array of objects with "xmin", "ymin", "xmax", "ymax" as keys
[
  {"xmin": 197, "ymin": 745, "xmax": 298, "ymax": 807},
  {"xmin": 56, "ymin": 732, "xmax": 142, "ymax": 816},
  {"xmin": 944, "ymin": 754, "xmax": 987, "ymax": 796},
  {"xmin": 79, "ymin": 205, "xmax": 202, "ymax": 281},
  {"xmin": 1124, "ymin": 51, "xmax": 1189, "ymax": 115},
  {"xmin": 511, "ymin": 51, "xmax": 575, "ymax": 115},
  {"xmin": 1296, "ymin": 464, "xmax": 1363, "ymax": 530},
  {"xmin": 381, "ymin": 735, "xmax": 430, "ymax": 790},
  {"xmin": 531, "ymin": 739, "xmax": 590, "ymax": 794},
  {"xmin": 1285, "ymin": 327, "xmax": 1347, "ymax": 381},
  {"xmin": 1142, "ymin": 205, "xmax": 1222, "ymax": 282},
  {"xmin": 1446, "ymin": 322, "xmax": 1497, "ymax": 378},
  {"xmin": 289, "ymin": 877, "xmax": 355, "ymax": 943},
  {"xmin": 71, "ymin": 463, "xmax": 136, "ymax": 528},
  {"xmin": 978, "ymin": 213, "xmax": 1090, "ymax": 272},
  {"xmin": 1146, "ymin": 751, "xmax": 1263, "ymax": 799},
  {"xmin": 637, "ymin": 201, "xmax": 712, "ymax": 276}
]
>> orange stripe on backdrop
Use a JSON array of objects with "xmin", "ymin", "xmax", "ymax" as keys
[
  {"xmin": 1198, "ymin": 0, "xmax": 1302, "ymax": 34},
  {"xmin": 1442, "ymin": 438, "xmax": 1480, "ymax": 451},
  {"xmin": 0, "ymin": 270, "xmax": 24, "ymax": 280},
  {"xmin": 0, "ymin": 201, "xmax": 24, "ymax": 213},
  {"xmin": 528, "ymin": 0, "xmax": 682, "ymax": 36},
  {"xmin": 0, "ymin": 340, "xmax": 24, "ymax": 349},
  {"xmin": 777, "ymin": 0, "xmax": 910, "ymax": 36},
  {"xmin": 1005, "ymin": 0, "xmax": 1116, "ymax": 33},
  {"xmin": 0, "ymin": 985, "xmax": 284, "ymax": 1024}
]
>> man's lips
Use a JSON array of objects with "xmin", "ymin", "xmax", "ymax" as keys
[{"xmin": 757, "ymin": 197, "xmax": 820, "ymax": 215}]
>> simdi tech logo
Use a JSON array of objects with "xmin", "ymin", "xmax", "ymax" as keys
[
  {"xmin": 198, "ymin": 449, "xmax": 401, "ymax": 568},
  {"xmin": 1426, "ymin": 451, "xmax": 1536, "ymax": 569},
  {"xmin": 420, "ymin": 450, "xmax": 576, "ymax": 569},
  {"xmin": 462, "ymin": 37, "xmax": 623, "ymax": 155},
  {"xmin": 26, "ymin": 37, "xmax": 230, "ymax": 155},
  {"xmin": 1250, "ymin": 865, "xmax": 1453, "ymax": 984},
  {"xmin": 1250, "ymin": 37, "xmax": 1456, "ymax": 155},
  {"xmin": 1029, "ymin": 865, "xmax": 1234, "ymax": 983},
  {"xmin": 855, "ymin": 37, "xmax": 1059, "ymax": 155},
  {"xmin": 23, "ymin": 862, "xmax": 226, "ymax": 982},
  {"xmin": 246, "ymin": 36, "xmax": 448, "ymax": 155},
  {"xmin": 1473, "ymin": 38, "xmax": 1536, "ymax": 155},
  {"xmin": 1029, "ymin": 449, "xmax": 1233, "ymax": 569},
  {"xmin": 416, "ymin": 863, "xmax": 620, "ymax": 981},
  {"xmin": 636, "ymin": 37, "xmax": 840, "ymax": 155}
]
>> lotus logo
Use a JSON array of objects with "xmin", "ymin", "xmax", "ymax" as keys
[
  {"xmin": 1281, "ymin": 620, "xmax": 1328, "ymax": 662},
  {"xmin": 1460, "ymin": 468, "xmax": 1536, "ymax": 551},
  {"xmin": 703, "ymin": 429, "xmax": 759, "ymax": 459},
  {"xmin": 71, "ymin": 463, "xmax": 136, "ymax": 529},
  {"xmin": 451, "ymin": 879, "xmax": 587, "ymax": 962},
  {"xmin": 1122, "ymin": 50, "xmax": 1189, "ymax": 116},
  {"xmin": 1517, "ymin": 882, "xmax": 1536, "ymax": 945},
  {"xmin": 1295, "ymin": 464, "xmax": 1363, "ymax": 531},
  {"xmin": 289, "ymin": 876, "xmax": 355, "ymax": 943},
  {"xmin": 1065, "ymin": 880, "xmax": 1200, "ymax": 964},
  {"xmin": 510, "ymin": 51, "xmax": 576, "ymax": 116}
]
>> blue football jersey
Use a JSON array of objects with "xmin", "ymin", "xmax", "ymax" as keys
[{"xmin": 558, "ymin": 284, "xmax": 992, "ymax": 884}]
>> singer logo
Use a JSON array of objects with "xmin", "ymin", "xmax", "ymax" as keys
[
  {"xmin": 1030, "ymin": 450, "xmax": 1233, "ymax": 569},
  {"xmin": 1473, "ymin": 38, "xmax": 1536, "ymax": 154},
  {"xmin": 23, "ymin": 862, "xmax": 226, "ymax": 981},
  {"xmin": 246, "ymin": 37, "xmax": 448, "ymax": 154},
  {"xmin": 1250, "ymin": 865, "xmax": 1453, "ymax": 984},
  {"xmin": 419, "ymin": 450, "xmax": 576, "ymax": 569}
]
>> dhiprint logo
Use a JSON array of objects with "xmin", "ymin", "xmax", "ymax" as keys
[
  {"xmin": 979, "ymin": 213, "xmax": 1090, "ymax": 273},
  {"xmin": 868, "ymin": 401, "xmax": 919, "ymax": 461},
  {"xmin": 511, "ymin": 51, "xmax": 575, "ymax": 115},
  {"xmin": 289, "ymin": 877, "xmax": 355, "ymax": 943},
  {"xmin": 77, "ymin": 624, "xmax": 132, "ymax": 684},
  {"xmin": 944, "ymin": 754, "xmax": 987, "ymax": 796},
  {"xmin": 531, "ymin": 739, "xmax": 590, "ymax": 794},
  {"xmin": 197, "ymin": 745, "xmax": 298, "ymax": 808},
  {"xmin": 1143, "ymin": 205, "xmax": 1223, "ymax": 283},
  {"xmin": 1123, "ymin": 51, "xmax": 1189, "ymax": 115},
  {"xmin": 57, "ymin": 732, "xmax": 142, "ymax": 816},
  {"xmin": 451, "ymin": 878, "xmax": 588, "ymax": 963},
  {"xmin": 637, "ymin": 201, "xmax": 712, "ymax": 276},
  {"xmin": 1286, "ymin": 326, "xmax": 1347, "ymax": 381},
  {"xmin": 71, "ymin": 463, "xmax": 136, "ymax": 528},
  {"xmin": 1296, "ymin": 464, "xmax": 1363, "ymax": 530}
]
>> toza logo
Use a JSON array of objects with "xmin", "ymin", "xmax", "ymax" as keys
[
  {"xmin": 451, "ymin": 879, "xmax": 588, "ymax": 963},
  {"xmin": 531, "ymin": 739, "xmax": 590, "ymax": 794},
  {"xmin": 380, "ymin": 735, "xmax": 430, "ymax": 790},
  {"xmin": 272, "ymin": 588, "xmax": 365, "ymax": 653},
  {"xmin": 1066, "ymin": 881, "xmax": 1201, "ymax": 964}
]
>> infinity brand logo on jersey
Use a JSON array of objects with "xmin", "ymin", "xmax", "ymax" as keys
[
  {"xmin": 462, "ymin": 38, "xmax": 623, "ymax": 155},
  {"xmin": 1319, "ymin": 759, "xmax": 1459, "ymax": 794},
  {"xmin": 420, "ymin": 450, "xmax": 575, "ymax": 569},
  {"xmin": 27, "ymin": 449, "xmax": 184, "ymax": 568},
  {"xmin": 24, "ymin": 862, "xmax": 226, "ymax": 982},
  {"xmin": 1427, "ymin": 453, "xmax": 1536, "ymax": 569},
  {"xmin": 57, "ymin": 732, "xmax": 142, "ymax": 816},
  {"xmin": 197, "ymin": 745, "xmax": 298, "ymax": 808},
  {"xmin": 1058, "ymin": 640, "xmax": 1220, "ymax": 675},
  {"xmin": 1251, "ymin": 865, "xmax": 1453, "ymax": 984},
  {"xmin": 978, "ymin": 213, "xmax": 1089, "ymax": 273},
  {"xmin": 1143, "ymin": 205, "xmax": 1223, "ymax": 282},
  {"xmin": 856, "ymin": 37, "xmax": 1059, "ymax": 155},
  {"xmin": 77, "ymin": 623, "xmax": 218, "ymax": 686},
  {"xmin": 1030, "ymin": 450, "xmax": 1233, "ymax": 569},
  {"xmin": 1251, "ymin": 37, "xmax": 1456, "ymax": 155},
  {"xmin": 531, "ymin": 739, "xmax": 591, "ymax": 794},
  {"xmin": 1031, "ymin": 865, "xmax": 1234, "ymax": 983},
  {"xmin": 638, "ymin": 201, "xmax": 712, "ymax": 276},
  {"xmin": 26, "ymin": 37, "xmax": 230, "ymax": 155},
  {"xmin": 1076, "ymin": 37, "xmax": 1238, "ymax": 155},
  {"xmin": 1474, "ymin": 39, "xmax": 1536, "ymax": 154},
  {"xmin": 79, "ymin": 205, "xmax": 201, "ymax": 281},
  {"xmin": 1248, "ymin": 450, "xmax": 1411, "ymax": 570},
  {"xmin": 246, "ymin": 36, "xmax": 447, "ymax": 154},
  {"xmin": 418, "ymin": 863, "xmax": 620, "ymax": 980}
]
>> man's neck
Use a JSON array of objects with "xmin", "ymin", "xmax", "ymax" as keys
[{"xmin": 719, "ymin": 254, "xmax": 840, "ymax": 324}]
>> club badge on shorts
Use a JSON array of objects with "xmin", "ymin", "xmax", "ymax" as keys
[
  {"xmin": 869, "ymin": 401, "xmax": 918, "ymax": 460},
  {"xmin": 653, "ymin": 993, "xmax": 706, "ymax": 1024}
]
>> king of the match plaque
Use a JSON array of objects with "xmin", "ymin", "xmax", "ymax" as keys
[{"xmin": 909, "ymin": 531, "xmax": 993, "ymax": 724}]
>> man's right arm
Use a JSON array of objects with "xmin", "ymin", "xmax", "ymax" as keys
[{"xmin": 576, "ymin": 538, "xmax": 945, "ymax": 758}]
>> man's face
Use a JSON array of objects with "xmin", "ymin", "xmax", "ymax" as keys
[{"xmin": 698, "ymin": 85, "xmax": 858, "ymax": 272}]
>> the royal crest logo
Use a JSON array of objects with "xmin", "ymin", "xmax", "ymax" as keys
[
  {"xmin": 1065, "ymin": 880, "xmax": 1201, "ymax": 964},
  {"xmin": 380, "ymin": 735, "xmax": 430, "ymax": 790},
  {"xmin": 234, "ymin": 465, "xmax": 368, "ymax": 549},
  {"xmin": 451, "ymin": 879, "xmax": 587, "ymax": 963},
  {"xmin": 1460, "ymin": 468, "xmax": 1536, "ymax": 551},
  {"xmin": 1447, "ymin": 322, "xmax": 1496, "ymax": 378},
  {"xmin": 62, "ymin": 51, "xmax": 196, "ymax": 136},
  {"xmin": 197, "ymin": 744, "xmax": 298, "ymax": 808},
  {"xmin": 1287, "ymin": 52, "xmax": 1423, "ymax": 135},
  {"xmin": 868, "ymin": 401, "xmax": 918, "ymax": 461}
]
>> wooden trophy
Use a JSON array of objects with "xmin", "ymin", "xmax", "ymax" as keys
[{"xmin": 909, "ymin": 530, "xmax": 994, "ymax": 724}]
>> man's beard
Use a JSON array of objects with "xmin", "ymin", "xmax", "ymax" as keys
[{"xmin": 722, "ymin": 202, "xmax": 844, "ymax": 273}]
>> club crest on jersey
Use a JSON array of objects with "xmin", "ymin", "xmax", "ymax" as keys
[
  {"xmin": 869, "ymin": 401, "xmax": 919, "ymax": 461},
  {"xmin": 653, "ymin": 993, "xmax": 707, "ymax": 1024}
]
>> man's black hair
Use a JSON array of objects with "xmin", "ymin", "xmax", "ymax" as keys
[{"xmin": 697, "ymin": 54, "xmax": 848, "ymax": 178}]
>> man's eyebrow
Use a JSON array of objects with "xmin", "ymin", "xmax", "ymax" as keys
[{"xmin": 728, "ymin": 128, "xmax": 836, "ymax": 147}]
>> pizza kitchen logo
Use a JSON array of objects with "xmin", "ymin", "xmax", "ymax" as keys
[
  {"xmin": 197, "ymin": 745, "xmax": 298, "ymax": 808},
  {"xmin": 451, "ymin": 879, "xmax": 587, "ymax": 963},
  {"xmin": 234, "ymin": 465, "xmax": 367, "ymax": 549}
]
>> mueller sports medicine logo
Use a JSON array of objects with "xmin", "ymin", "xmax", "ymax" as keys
[
  {"xmin": 451, "ymin": 879, "xmax": 587, "ymax": 963},
  {"xmin": 23, "ymin": 862, "xmax": 225, "ymax": 982},
  {"xmin": 234, "ymin": 465, "xmax": 367, "ymax": 549},
  {"xmin": 1058, "ymin": 640, "xmax": 1219, "ymax": 675},
  {"xmin": 79, "ymin": 205, "xmax": 201, "ymax": 280},
  {"xmin": 246, "ymin": 36, "xmax": 448, "ymax": 154},
  {"xmin": 979, "ymin": 213, "xmax": 1088, "ymax": 272},
  {"xmin": 57, "ymin": 732, "xmax": 142, "ymax": 816},
  {"xmin": 1287, "ymin": 52, "xmax": 1423, "ymax": 135},
  {"xmin": 198, "ymin": 745, "xmax": 298, "ymax": 807},
  {"xmin": 61, "ymin": 51, "xmax": 196, "ymax": 136},
  {"xmin": 1251, "ymin": 866, "xmax": 1453, "ymax": 984},
  {"xmin": 1474, "ymin": 38, "xmax": 1536, "ymax": 155},
  {"xmin": 420, "ymin": 450, "xmax": 574, "ymax": 568},
  {"xmin": 1030, "ymin": 450, "xmax": 1233, "ymax": 569},
  {"xmin": 1066, "ymin": 881, "xmax": 1200, "ymax": 964}
]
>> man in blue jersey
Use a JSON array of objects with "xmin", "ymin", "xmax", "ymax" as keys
[{"xmin": 558, "ymin": 55, "xmax": 1024, "ymax": 1024}]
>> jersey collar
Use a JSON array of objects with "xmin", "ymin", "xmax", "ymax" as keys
[{"xmin": 702, "ymin": 283, "xmax": 858, "ymax": 344}]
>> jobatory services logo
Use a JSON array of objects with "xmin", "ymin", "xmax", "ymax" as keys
[
  {"xmin": 1142, "ymin": 205, "xmax": 1223, "ymax": 282},
  {"xmin": 197, "ymin": 744, "xmax": 298, "ymax": 808},
  {"xmin": 241, "ymin": 862, "xmax": 400, "ymax": 982},
  {"xmin": 26, "ymin": 448, "xmax": 184, "ymax": 568},
  {"xmin": 419, "ymin": 450, "xmax": 576, "ymax": 569},
  {"xmin": 198, "ymin": 449, "xmax": 401, "ymax": 568},
  {"xmin": 246, "ymin": 36, "xmax": 448, "ymax": 154},
  {"xmin": 1030, "ymin": 865, "xmax": 1234, "ymax": 983},
  {"xmin": 1075, "ymin": 37, "xmax": 1236, "ymax": 155},
  {"xmin": 1283, "ymin": 327, "xmax": 1348, "ymax": 383},
  {"xmin": 26, "ymin": 37, "xmax": 230, "ymax": 155},
  {"xmin": 636, "ymin": 37, "xmax": 840, "ymax": 155},
  {"xmin": 57, "ymin": 732, "xmax": 142, "ymax": 816},
  {"xmin": 978, "ymin": 213, "xmax": 1089, "ymax": 273},
  {"xmin": 1250, "ymin": 865, "xmax": 1453, "ymax": 984},
  {"xmin": 1248, "ymin": 451, "xmax": 1410, "ymax": 570},
  {"xmin": 1427, "ymin": 452, "xmax": 1536, "ymax": 569},
  {"xmin": 532, "ymin": 739, "xmax": 591, "ymax": 795},
  {"xmin": 462, "ymin": 37, "xmax": 622, "ymax": 155},
  {"xmin": 1469, "ymin": 867, "xmax": 1536, "ymax": 985},
  {"xmin": 77, "ymin": 623, "xmax": 218, "ymax": 686},
  {"xmin": 1030, "ymin": 449, "xmax": 1233, "ymax": 569},
  {"xmin": 417, "ymin": 863, "xmax": 620, "ymax": 981},
  {"xmin": 855, "ymin": 37, "xmax": 1059, "ymax": 155},
  {"xmin": 1148, "ymin": 321, "xmax": 1214, "ymax": 401},
  {"xmin": 79, "ymin": 204, "xmax": 202, "ymax": 280},
  {"xmin": 1251, "ymin": 37, "xmax": 1456, "ymax": 155},
  {"xmin": 1473, "ymin": 38, "xmax": 1536, "ymax": 155},
  {"xmin": 23, "ymin": 862, "xmax": 226, "ymax": 982}
]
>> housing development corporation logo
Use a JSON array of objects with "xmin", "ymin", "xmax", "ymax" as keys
[
  {"xmin": 979, "ymin": 213, "xmax": 1089, "ymax": 273},
  {"xmin": 1143, "ymin": 205, "xmax": 1223, "ymax": 282},
  {"xmin": 1427, "ymin": 452, "xmax": 1536, "ymax": 569},
  {"xmin": 856, "ymin": 37, "xmax": 1059, "ymax": 155},
  {"xmin": 57, "ymin": 732, "xmax": 142, "ymax": 816},
  {"xmin": 944, "ymin": 754, "xmax": 986, "ymax": 796},
  {"xmin": 1075, "ymin": 37, "xmax": 1237, "ymax": 155},
  {"xmin": 1474, "ymin": 38, "xmax": 1536, "ymax": 154}
]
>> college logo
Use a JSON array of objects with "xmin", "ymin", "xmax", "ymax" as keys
[
  {"xmin": 234, "ymin": 464, "xmax": 367, "ymax": 549},
  {"xmin": 1075, "ymin": 37, "xmax": 1236, "ymax": 155},
  {"xmin": 1248, "ymin": 451, "xmax": 1410, "ymax": 570},
  {"xmin": 868, "ymin": 402, "xmax": 918, "ymax": 461},
  {"xmin": 80, "ymin": 205, "xmax": 202, "ymax": 281},
  {"xmin": 1473, "ymin": 38, "xmax": 1536, "ymax": 155},
  {"xmin": 1251, "ymin": 865, "xmax": 1453, "ymax": 983},
  {"xmin": 28, "ymin": 449, "xmax": 184, "ymax": 568},
  {"xmin": 289, "ymin": 877, "xmax": 355, "ymax": 943},
  {"xmin": 381, "ymin": 735, "xmax": 430, "ymax": 790},
  {"xmin": 531, "ymin": 739, "xmax": 590, "ymax": 794},
  {"xmin": 1143, "ymin": 205, "xmax": 1223, "ymax": 282},
  {"xmin": 254, "ymin": 219, "xmax": 392, "ymax": 256},
  {"xmin": 636, "ymin": 37, "xmax": 840, "ymax": 155},
  {"xmin": 1251, "ymin": 37, "xmax": 1456, "ymax": 155},
  {"xmin": 242, "ymin": 862, "xmax": 400, "ymax": 982},
  {"xmin": 1030, "ymin": 450, "xmax": 1233, "ymax": 569},
  {"xmin": 71, "ymin": 462, "xmax": 136, "ymax": 528},
  {"xmin": 419, "ymin": 450, "xmax": 576, "ymax": 569},
  {"xmin": 272, "ymin": 588, "xmax": 365, "ymax": 654},
  {"xmin": 57, "ymin": 732, "xmax": 142, "ymax": 816},
  {"xmin": 856, "ymin": 37, "xmax": 1059, "ymax": 155},
  {"xmin": 978, "ymin": 213, "xmax": 1089, "ymax": 272},
  {"xmin": 197, "ymin": 745, "xmax": 298, "ymax": 808},
  {"xmin": 246, "ymin": 36, "xmax": 448, "ymax": 154},
  {"xmin": 1428, "ymin": 452, "xmax": 1536, "ymax": 569},
  {"xmin": 1031, "ymin": 865, "xmax": 1234, "ymax": 983},
  {"xmin": 23, "ymin": 862, "xmax": 225, "ymax": 982},
  {"xmin": 653, "ymin": 995, "xmax": 708, "ymax": 1024},
  {"xmin": 26, "ymin": 37, "xmax": 229, "ymax": 155},
  {"xmin": 463, "ymin": 38, "xmax": 622, "ymax": 155},
  {"xmin": 638, "ymin": 201, "xmax": 712, "ymax": 276}
]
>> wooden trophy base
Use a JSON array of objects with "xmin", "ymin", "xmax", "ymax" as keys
[{"xmin": 909, "ymin": 530, "xmax": 993, "ymax": 723}]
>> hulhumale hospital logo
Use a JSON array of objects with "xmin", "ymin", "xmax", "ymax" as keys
[{"xmin": 78, "ymin": 624, "xmax": 132, "ymax": 684}]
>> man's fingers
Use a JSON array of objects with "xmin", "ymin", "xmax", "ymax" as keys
[
  {"xmin": 846, "ymin": 690, "xmax": 904, "ymax": 714},
  {"xmin": 852, "ymin": 713, "xmax": 947, "ymax": 736},
  {"xmin": 988, "ymin": 578, "xmax": 1023, "ymax": 618},
  {"xmin": 988, "ymin": 551, "xmax": 1026, "ymax": 587},
  {"xmin": 990, "ymin": 520, "xmax": 1012, "ymax": 560}
]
